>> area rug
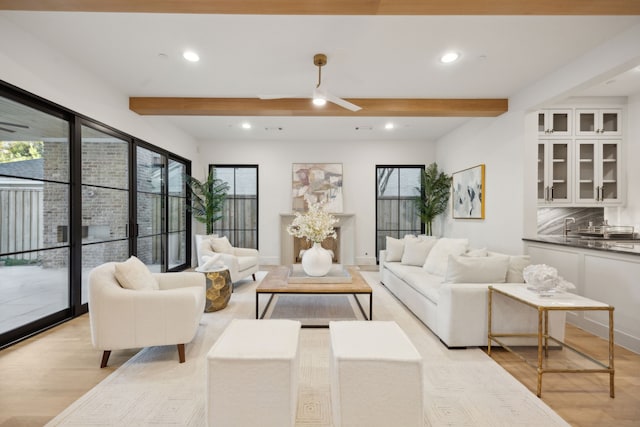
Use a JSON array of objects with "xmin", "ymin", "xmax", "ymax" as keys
[
  {"xmin": 46, "ymin": 270, "xmax": 569, "ymax": 426},
  {"xmin": 266, "ymin": 294, "xmax": 361, "ymax": 326}
]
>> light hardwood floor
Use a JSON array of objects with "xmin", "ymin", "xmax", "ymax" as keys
[{"xmin": 1, "ymin": 315, "xmax": 639, "ymax": 426}]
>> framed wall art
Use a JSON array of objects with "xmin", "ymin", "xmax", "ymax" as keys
[
  {"xmin": 452, "ymin": 164, "xmax": 485, "ymax": 219},
  {"xmin": 292, "ymin": 163, "xmax": 343, "ymax": 212}
]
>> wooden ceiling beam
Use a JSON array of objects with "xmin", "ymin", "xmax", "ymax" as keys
[
  {"xmin": 1, "ymin": 0, "xmax": 639, "ymax": 15},
  {"xmin": 129, "ymin": 97, "xmax": 508, "ymax": 117}
]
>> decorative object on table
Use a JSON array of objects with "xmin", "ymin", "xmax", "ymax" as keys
[
  {"xmin": 452, "ymin": 164, "xmax": 485, "ymax": 219},
  {"xmin": 292, "ymin": 163, "xmax": 343, "ymax": 212},
  {"xmin": 287, "ymin": 201, "xmax": 338, "ymax": 276},
  {"xmin": 185, "ymin": 167, "xmax": 229, "ymax": 234},
  {"xmin": 523, "ymin": 263, "xmax": 576, "ymax": 296},
  {"xmin": 414, "ymin": 162, "xmax": 452, "ymax": 235}
]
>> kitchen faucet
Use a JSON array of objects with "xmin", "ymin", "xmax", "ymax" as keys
[{"xmin": 564, "ymin": 217, "xmax": 576, "ymax": 236}]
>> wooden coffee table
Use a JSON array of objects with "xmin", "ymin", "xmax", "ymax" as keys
[{"xmin": 256, "ymin": 266, "xmax": 372, "ymax": 327}]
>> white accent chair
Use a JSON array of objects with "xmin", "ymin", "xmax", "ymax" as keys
[
  {"xmin": 88, "ymin": 262, "xmax": 206, "ymax": 368},
  {"xmin": 196, "ymin": 235, "xmax": 259, "ymax": 284}
]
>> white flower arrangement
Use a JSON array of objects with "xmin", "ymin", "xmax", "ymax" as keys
[
  {"xmin": 523, "ymin": 264, "xmax": 576, "ymax": 294},
  {"xmin": 287, "ymin": 201, "xmax": 338, "ymax": 244}
]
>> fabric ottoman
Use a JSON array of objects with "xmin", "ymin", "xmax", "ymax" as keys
[
  {"xmin": 329, "ymin": 321, "xmax": 424, "ymax": 427},
  {"xmin": 206, "ymin": 319, "xmax": 301, "ymax": 427}
]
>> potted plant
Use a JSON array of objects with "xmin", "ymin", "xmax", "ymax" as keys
[
  {"xmin": 186, "ymin": 168, "xmax": 230, "ymax": 235},
  {"xmin": 414, "ymin": 163, "xmax": 451, "ymax": 236}
]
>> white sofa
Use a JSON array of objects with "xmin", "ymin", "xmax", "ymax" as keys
[{"xmin": 379, "ymin": 236, "xmax": 565, "ymax": 348}]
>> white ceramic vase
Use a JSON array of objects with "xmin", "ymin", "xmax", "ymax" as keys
[{"xmin": 301, "ymin": 242, "xmax": 333, "ymax": 276}]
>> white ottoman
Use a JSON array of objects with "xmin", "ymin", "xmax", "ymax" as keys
[
  {"xmin": 329, "ymin": 321, "xmax": 424, "ymax": 427},
  {"xmin": 206, "ymin": 319, "xmax": 301, "ymax": 427}
]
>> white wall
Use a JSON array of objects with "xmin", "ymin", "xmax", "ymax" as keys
[
  {"xmin": 0, "ymin": 15, "xmax": 198, "ymax": 160},
  {"xmin": 198, "ymin": 139, "xmax": 436, "ymax": 264},
  {"xmin": 435, "ymin": 113, "xmax": 526, "ymax": 254},
  {"xmin": 435, "ymin": 21, "xmax": 640, "ymax": 255}
]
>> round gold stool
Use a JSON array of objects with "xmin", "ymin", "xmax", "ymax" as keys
[{"xmin": 204, "ymin": 268, "xmax": 232, "ymax": 312}]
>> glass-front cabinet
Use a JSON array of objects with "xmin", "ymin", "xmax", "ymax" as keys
[
  {"xmin": 538, "ymin": 141, "xmax": 572, "ymax": 204},
  {"xmin": 575, "ymin": 140, "xmax": 622, "ymax": 205},
  {"xmin": 575, "ymin": 109, "xmax": 621, "ymax": 136},
  {"xmin": 538, "ymin": 109, "xmax": 572, "ymax": 136}
]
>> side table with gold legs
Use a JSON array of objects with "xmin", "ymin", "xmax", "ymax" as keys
[
  {"xmin": 488, "ymin": 284, "xmax": 614, "ymax": 398},
  {"xmin": 196, "ymin": 266, "xmax": 232, "ymax": 312}
]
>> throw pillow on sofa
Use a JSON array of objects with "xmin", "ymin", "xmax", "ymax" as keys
[
  {"xmin": 506, "ymin": 255, "xmax": 531, "ymax": 283},
  {"xmin": 423, "ymin": 238, "xmax": 469, "ymax": 276},
  {"xmin": 444, "ymin": 254, "xmax": 510, "ymax": 283},
  {"xmin": 385, "ymin": 236, "xmax": 405, "ymax": 261},
  {"xmin": 401, "ymin": 238, "xmax": 438, "ymax": 266}
]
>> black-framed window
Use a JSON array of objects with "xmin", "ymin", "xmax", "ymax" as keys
[
  {"xmin": 0, "ymin": 80, "xmax": 191, "ymax": 349},
  {"xmin": 376, "ymin": 165, "xmax": 424, "ymax": 261},
  {"xmin": 212, "ymin": 165, "xmax": 258, "ymax": 249}
]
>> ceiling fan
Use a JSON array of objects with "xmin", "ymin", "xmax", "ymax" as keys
[
  {"xmin": 259, "ymin": 53, "xmax": 362, "ymax": 112},
  {"xmin": 0, "ymin": 120, "xmax": 29, "ymax": 133}
]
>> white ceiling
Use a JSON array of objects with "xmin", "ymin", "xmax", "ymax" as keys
[{"xmin": 3, "ymin": 12, "xmax": 640, "ymax": 142}]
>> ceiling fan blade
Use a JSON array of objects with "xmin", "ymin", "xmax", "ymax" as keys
[
  {"xmin": 0, "ymin": 126, "xmax": 16, "ymax": 133},
  {"xmin": 324, "ymin": 92, "xmax": 362, "ymax": 112}
]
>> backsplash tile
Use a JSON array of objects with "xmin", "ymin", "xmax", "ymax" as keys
[{"xmin": 537, "ymin": 207, "xmax": 605, "ymax": 235}]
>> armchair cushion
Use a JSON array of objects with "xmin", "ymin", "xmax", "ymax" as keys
[
  {"xmin": 114, "ymin": 256, "xmax": 159, "ymax": 291},
  {"xmin": 209, "ymin": 236, "xmax": 234, "ymax": 254}
]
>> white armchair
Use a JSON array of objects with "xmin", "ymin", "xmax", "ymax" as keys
[
  {"xmin": 88, "ymin": 261, "xmax": 206, "ymax": 368},
  {"xmin": 197, "ymin": 235, "xmax": 259, "ymax": 284}
]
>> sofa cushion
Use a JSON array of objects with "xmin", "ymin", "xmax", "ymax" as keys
[
  {"xmin": 236, "ymin": 256, "xmax": 257, "ymax": 271},
  {"xmin": 114, "ymin": 256, "xmax": 159, "ymax": 291},
  {"xmin": 401, "ymin": 238, "xmax": 437, "ymax": 266},
  {"xmin": 385, "ymin": 262, "xmax": 443, "ymax": 304},
  {"xmin": 423, "ymin": 238, "xmax": 469, "ymax": 276},
  {"xmin": 385, "ymin": 236, "xmax": 405, "ymax": 261},
  {"xmin": 444, "ymin": 254, "xmax": 509, "ymax": 284},
  {"xmin": 506, "ymin": 255, "xmax": 531, "ymax": 283}
]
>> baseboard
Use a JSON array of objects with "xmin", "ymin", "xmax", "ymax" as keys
[{"xmin": 355, "ymin": 256, "xmax": 377, "ymax": 265}]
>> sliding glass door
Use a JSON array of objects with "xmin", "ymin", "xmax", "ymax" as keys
[
  {"xmin": 0, "ymin": 81, "xmax": 191, "ymax": 348},
  {"xmin": 0, "ymin": 94, "xmax": 71, "ymax": 343},
  {"xmin": 80, "ymin": 124, "xmax": 130, "ymax": 304},
  {"xmin": 136, "ymin": 146, "xmax": 165, "ymax": 273}
]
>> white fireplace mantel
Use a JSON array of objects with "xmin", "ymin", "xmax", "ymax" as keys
[{"xmin": 280, "ymin": 213, "xmax": 355, "ymax": 265}]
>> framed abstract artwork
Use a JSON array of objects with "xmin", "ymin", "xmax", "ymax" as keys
[
  {"xmin": 292, "ymin": 163, "xmax": 343, "ymax": 212},
  {"xmin": 452, "ymin": 164, "xmax": 485, "ymax": 219}
]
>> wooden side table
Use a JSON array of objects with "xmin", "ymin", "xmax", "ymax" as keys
[
  {"xmin": 488, "ymin": 284, "xmax": 614, "ymax": 398},
  {"xmin": 196, "ymin": 267, "xmax": 232, "ymax": 312}
]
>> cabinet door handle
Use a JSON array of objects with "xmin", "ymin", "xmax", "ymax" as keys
[{"xmin": 550, "ymin": 186, "xmax": 554, "ymax": 201}]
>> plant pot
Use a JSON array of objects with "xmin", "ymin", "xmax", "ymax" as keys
[{"xmin": 301, "ymin": 242, "xmax": 333, "ymax": 276}]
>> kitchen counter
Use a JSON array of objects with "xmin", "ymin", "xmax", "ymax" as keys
[{"xmin": 523, "ymin": 235, "xmax": 640, "ymax": 256}]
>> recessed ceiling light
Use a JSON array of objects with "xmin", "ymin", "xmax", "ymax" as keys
[
  {"xmin": 385, "ymin": 123, "xmax": 395, "ymax": 130},
  {"xmin": 241, "ymin": 122, "xmax": 251, "ymax": 129},
  {"xmin": 440, "ymin": 52, "xmax": 460, "ymax": 64},
  {"xmin": 183, "ymin": 50, "xmax": 200, "ymax": 62}
]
